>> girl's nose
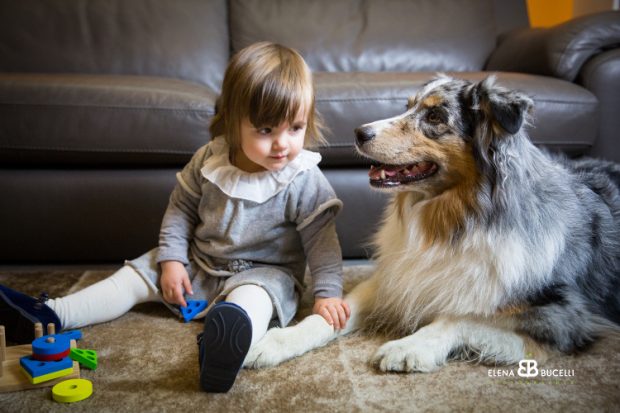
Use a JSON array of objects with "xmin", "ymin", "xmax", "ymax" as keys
[{"xmin": 273, "ymin": 133, "xmax": 288, "ymax": 150}]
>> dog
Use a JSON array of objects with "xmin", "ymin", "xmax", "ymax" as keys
[{"xmin": 243, "ymin": 75, "xmax": 620, "ymax": 373}]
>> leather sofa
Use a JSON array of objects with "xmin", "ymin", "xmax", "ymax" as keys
[{"xmin": 1, "ymin": 0, "xmax": 619, "ymax": 265}]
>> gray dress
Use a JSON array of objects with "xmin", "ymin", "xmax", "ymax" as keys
[{"xmin": 126, "ymin": 137, "xmax": 343, "ymax": 326}]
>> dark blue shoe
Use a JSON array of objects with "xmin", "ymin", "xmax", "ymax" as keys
[
  {"xmin": 198, "ymin": 302, "xmax": 252, "ymax": 393},
  {"xmin": 0, "ymin": 284, "xmax": 62, "ymax": 344}
]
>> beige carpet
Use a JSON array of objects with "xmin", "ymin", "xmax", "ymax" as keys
[{"xmin": 0, "ymin": 266, "xmax": 619, "ymax": 413}]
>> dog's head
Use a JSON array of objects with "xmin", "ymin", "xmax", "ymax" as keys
[{"xmin": 355, "ymin": 75, "xmax": 533, "ymax": 197}]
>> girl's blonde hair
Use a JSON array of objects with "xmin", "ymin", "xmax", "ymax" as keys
[{"xmin": 209, "ymin": 42, "xmax": 325, "ymax": 157}]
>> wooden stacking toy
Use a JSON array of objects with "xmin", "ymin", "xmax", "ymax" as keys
[{"xmin": 0, "ymin": 323, "xmax": 81, "ymax": 392}]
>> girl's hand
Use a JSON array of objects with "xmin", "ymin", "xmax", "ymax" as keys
[
  {"xmin": 313, "ymin": 297, "xmax": 351, "ymax": 330},
  {"xmin": 160, "ymin": 261, "xmax": 193, "ymax": 307}
]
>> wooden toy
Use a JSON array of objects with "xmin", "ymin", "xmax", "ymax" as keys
[
  {"xmin": 31, "ymin": 334, "xmax": 71, "ymax": 362},
  {"xmin": 31, "ymin": 348, "xmax": 70, "ymax": 362},
  {"xmin": 20, "ymin": 355, "xmax": 73, "ymax": 384},
  {"xmin": 52, "ymin": 378, "xmax": 93, "ymax": 403},
  {"xmin": 32, "ymin": 334, "xmax": 71, "ymax": 356},
  {"xmin": 70, "ymin": 349, "xmax": 98, "ymax": 370},
  {"xmin": 0, "ymin": 323, "xmax": 80, "ymax": 392},
  {"xmin": 59, "ymin": 330, "xmax": 83, "ymax": 341},
  {"xmin": 181, "ymin": 300, "xmax": 208, "ymax": 322},
  {"xmin": 20, "ymin": 364, "xmax": 74, "ymax": 385}
]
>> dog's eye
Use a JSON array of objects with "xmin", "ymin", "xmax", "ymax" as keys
[{"xmin": 426, "ymin": 109, "xmax": 443, "ymax": 124}]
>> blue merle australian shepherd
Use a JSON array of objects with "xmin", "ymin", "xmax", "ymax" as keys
[{"xmin": 243, "ymin": 75, "xmax": 620, "ymax": 373}]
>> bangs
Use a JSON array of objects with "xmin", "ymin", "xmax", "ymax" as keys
[
  {"xmin": 246, "ymin": 64, "xmax": 311, "ymax": 128},
  {"xmin": 210, "ymin": 42, "xmax": 325, "ymax": 152}
]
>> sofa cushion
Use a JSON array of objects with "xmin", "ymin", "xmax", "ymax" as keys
[
  {"xmin": 315, "ymin": 72, "xmax": 599, "ymax": 166},
  {"xmin": 230, "ymin": 0, "xmax": 497, "ymax": 72},
  {"xmin": 0, "ymin": 74, "xmax": 215, "ymax": 166},
  {"xmin": 0, "ymin": 0, "xmax": 229, "ymax": 92}
]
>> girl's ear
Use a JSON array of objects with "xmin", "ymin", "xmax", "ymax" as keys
[{"xmin": 474, "ymin": 76, "xmax": 533, "ymax": 137}]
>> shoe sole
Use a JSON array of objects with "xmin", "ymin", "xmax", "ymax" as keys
[
  {"xmin": 199, "ymin": 303, "xmax": 252, "ymax": 393},
  {"xmin": 0, "ymin": 288, "xmax": 38, "ymax": 343}
]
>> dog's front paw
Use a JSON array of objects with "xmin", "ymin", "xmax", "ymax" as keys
[
  {"xmin": 243, "ymin": 327, "xmax": 292, "ymax": 369},
  {"xmin": 372, "ymin": 338, "xmax": 445, "ymax": 373}
]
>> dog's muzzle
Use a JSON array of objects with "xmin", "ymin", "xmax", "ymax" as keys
[{"xmin": 355, "ymin": 126, "xmax": 376, "ymax": 146}]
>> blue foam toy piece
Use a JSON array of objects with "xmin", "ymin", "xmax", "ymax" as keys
[
  {"xmin": 32, "ymin": 334, "xmax": 71, "ymax": 356},
  {"xmin": 58, "ymin": 330, "xmax": 82, "ymax": 341},
  {"xmin": 181, "ymin": 300, "xmax": 208, "ymax": 322},
  {"xmin": 20, "ymin": 355, "xmax": 73, "ymax": 377}
]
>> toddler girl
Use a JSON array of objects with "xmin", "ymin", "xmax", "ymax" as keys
[{"xmin": 0, "ymin": 42, "xmax": 349, "ymax": 393}]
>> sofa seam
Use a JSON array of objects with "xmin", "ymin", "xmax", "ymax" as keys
[
  {"xmin": 316, "ymin": 97, "xmax": 596, "ymax": 105},
  {"xmin": 0, "ymin": 102, "xmax": 214, "ymax": 114},
  {"xmin": 0, "ymin": 145, "xmax": 198, "ymax": 154}
]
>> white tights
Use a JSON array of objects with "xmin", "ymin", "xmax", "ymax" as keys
[{"xmin": 46, "ymin": 266, "xmax": 273, "ymax": 345}]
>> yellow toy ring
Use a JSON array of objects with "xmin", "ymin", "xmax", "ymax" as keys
[{"xmin": 52, "ymin": 378, "xmax": 93, "ymax": 403}]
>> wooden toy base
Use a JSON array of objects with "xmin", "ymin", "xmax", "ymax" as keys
[{"xmin": 1, "ymin": 337, "xmax": 80, "ymax": 393}]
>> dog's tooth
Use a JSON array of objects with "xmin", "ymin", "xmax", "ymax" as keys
[{"xmin": 381, "ymin": 169, "xmax": 386, "ymax": 180}]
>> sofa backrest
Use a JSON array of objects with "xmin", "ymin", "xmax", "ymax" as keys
[
  {"xmin": 0, "ymin": 0, "xmax": 229, "ymax": 92},
  {"xmin": 230, "ymin": 0, "xmax": 529, "ymax": 73}
]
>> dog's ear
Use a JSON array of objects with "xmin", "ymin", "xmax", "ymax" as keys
[{"xmin": 473, "ymin": 76, "xmax": 533, "ymax": 137}]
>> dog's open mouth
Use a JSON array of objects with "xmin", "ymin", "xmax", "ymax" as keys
[{"xmin": 368, "ymin": 161, "xmax": 438, "ymax": 187}]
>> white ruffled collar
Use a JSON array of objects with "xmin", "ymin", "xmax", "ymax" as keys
[{"xmin": 200, "ymin": 136, "xmax": 321, "ymax": 203}]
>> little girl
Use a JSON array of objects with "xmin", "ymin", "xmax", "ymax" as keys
[{"xmin": 0, "ymin": 42, "xmax": 349, "ymax": 393}]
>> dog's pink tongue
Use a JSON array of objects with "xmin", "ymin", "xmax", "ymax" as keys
[
  {"xmin": 384, "ymin": 165, "xmax": 401, "ymax": 176},
  {"xmin": 369, "ymin": 165, "xmax": 401, "ymax": 179}
]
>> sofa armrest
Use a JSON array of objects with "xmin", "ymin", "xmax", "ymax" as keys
[
  {"xmin": 486, "ymin": 11, "xmax": 620, "ymax": 82},
  {"xmin": 577, "ymin": 48, "xmax": 620, "ymax": 162}
]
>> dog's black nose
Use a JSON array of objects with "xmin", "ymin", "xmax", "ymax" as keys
[{"xmin": 355, "ymin": 126, "xmax": 376, "ymax": 145}]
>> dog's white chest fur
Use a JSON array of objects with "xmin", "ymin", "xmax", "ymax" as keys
[{"xmin": 368, "ymin": 196, "xmax": 564, "ymax": 330}]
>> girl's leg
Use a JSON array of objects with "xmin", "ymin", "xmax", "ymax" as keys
[
  {"xmin": 224, "ymin": 284, "xmax": 274, "ymax": 346},
  {"xmin": 198, "ymin": 284, "xmax": 274, "ymax": 392},
  {"xmin": 46, "ymin": 265, "xmax": 159, "ymax": 329}
]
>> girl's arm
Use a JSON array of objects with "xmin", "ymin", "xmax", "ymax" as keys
[
  {"xmin": 156, "ymin": 145, "xmax": 208, "ymax": 306},
  {"xmin": 157, "ymin": 145, "xmax": 208, "ymax": 265},
  {"xmin": 157, "ymin": 183, "xmax": 200, "ymax": 265}
]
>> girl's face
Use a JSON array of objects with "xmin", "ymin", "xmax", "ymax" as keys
[{"xmin": 235, "ymin": 113, "xmax": 308, "ymax": 173}]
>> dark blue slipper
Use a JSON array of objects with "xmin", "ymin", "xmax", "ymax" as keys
[
  {"xmin": 198, "ymin": 302, "xmax": 252, "ymax": 393},
  {"xmin": 0, "ymin": 284, "xmax": 62, "ymax": 344}
]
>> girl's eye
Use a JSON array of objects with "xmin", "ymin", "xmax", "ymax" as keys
[
  {"xmin": 257, "ymin": 127, "xmax": 272, "ymax": 135},
  {"xmin": 291, "ymin": 125, "xmax": 304, "ymax": 132}
]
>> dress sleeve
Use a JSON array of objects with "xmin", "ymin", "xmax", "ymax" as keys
[
  {"xmin": 156, "ymin": 144, "xmax": 210, "ymax": 264},
  {"xmin": 291, "ymin": 167, "xmax": 344, "ymax": 298}
]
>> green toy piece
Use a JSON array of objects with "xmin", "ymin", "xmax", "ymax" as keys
[{"xmin": 69, "ymin": 348, "xmax": 98, "ymax": 370}]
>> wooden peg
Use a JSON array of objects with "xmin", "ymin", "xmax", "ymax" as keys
[
  {"xmin": 47, "ymin": 323, "xmax": 56, "ymax": 336},
  {"xmin": 0, "ymin": 326, "xmax": 5, "ymax": 362},
  {"xmin": 34, "ymin": 323, "xmax": 43, "ymax": 339},
  {"xmin": 0, "ymin": 325, "xmax": 5, "ymax": 377}
]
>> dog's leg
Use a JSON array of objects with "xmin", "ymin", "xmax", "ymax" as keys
[
  {"xmin": 373, "ymin": 317, "xmax": 528, "ymax": 373},
  {"xmin": 243, "ymin": 276, "xmax": 377, "ymax": 368}
]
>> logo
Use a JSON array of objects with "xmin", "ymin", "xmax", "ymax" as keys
[
  {"xmin": 488, "ymin": 354, "xmax": 576, "ymax": 384},
  {"xmin": 517, "ymin": 359, "xmax": 538, "ymax": 378}
]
